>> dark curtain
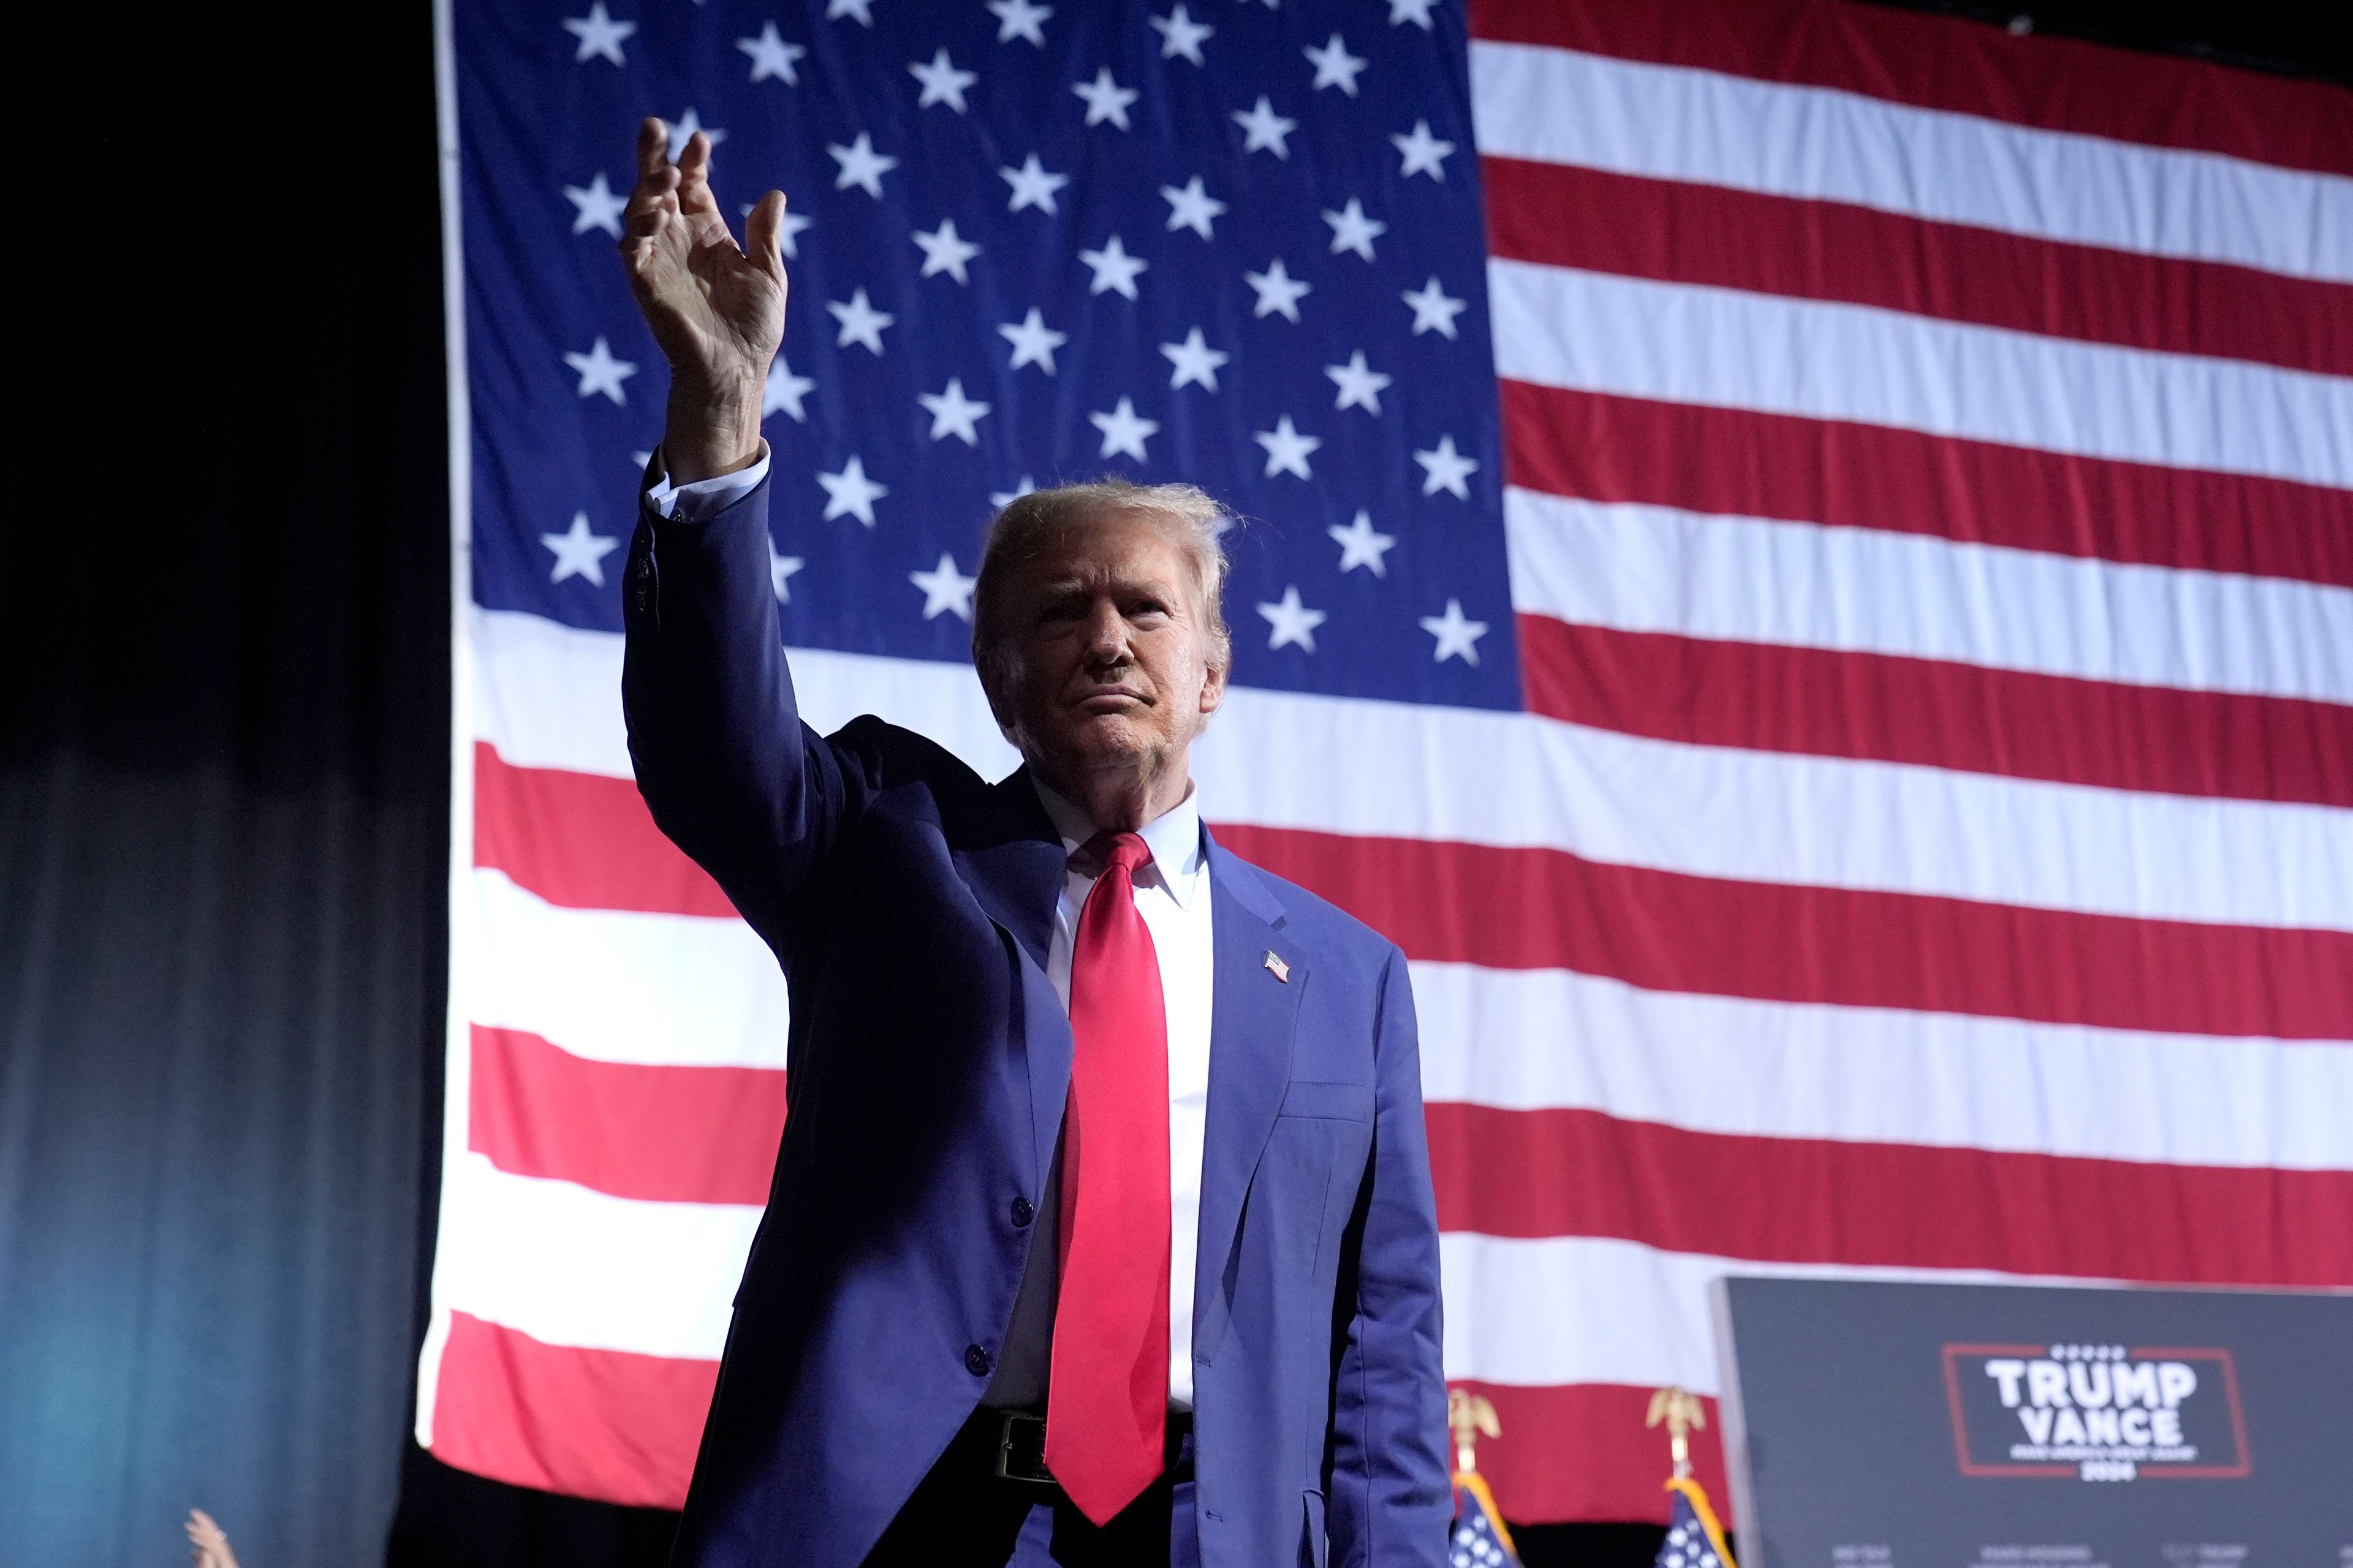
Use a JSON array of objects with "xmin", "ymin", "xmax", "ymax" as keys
[
  {"xmin": 0, "ymin": 7, "xmax": 450, "ymax": 1567},
  {"xmin": 0, "ymin": 6, "xmax": 2338, "ymax": 1568}
]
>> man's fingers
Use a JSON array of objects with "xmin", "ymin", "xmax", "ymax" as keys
[
  {"xmin": 743, "ymin": 190, "xmax": 789, "ymax": 279},
  {"xmin": 624, "ymin": 176, "xmax": 678, "ymax": 235},
  {"xmin": 623, "ymin": 164, "xmax": 681, "ymax": 231},
  {"xmin": 677, "ymin": 132, "xmax": 711, "ymax": 194},
  {"xmin": 675, "ymin": 133, "xmax": 738, "ymax": 252},
  {"xmin": 676, "ymin": 132, "xmax": 721, "ymax": 219},
  {"xmin": 625, "ymin": 120, "xmax": 684, "ymax": 235}
]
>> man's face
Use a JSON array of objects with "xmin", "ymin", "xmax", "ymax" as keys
[{"xmin": 985, "ymin": 508, "xmax": 1227, "ymax": 787}]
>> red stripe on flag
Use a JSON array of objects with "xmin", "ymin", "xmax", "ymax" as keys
[
  {"xmin": 1499, "ymin": 382, "xmax": 2353, "ymax": 591},
  {"xmin": 428, "ymin": 1311, "xmax": 711, "ymax": 1509},
  {"xmin": 1515, "ymin": 615, "xmax": 2353, "ymax": 809},
  {"xmin": 1428, "ymin": 1104, "xmax": 2353, "ymax": 1286},
  {"xmin": 474, "ymin": 741, "xmax": 737, "ymax": 918},
  {"xmin": 1468, "ymin": 0, "xmax": 2353, "ymax": 180},
  {"xmin": 1455, "ymin": 1381, "xmax": 1731, "ymax": 1528},
  {"xmin": 1210, "ymin": 824, "xmax": 2353, "ymax": 1042},
  {"xmin": 1482, "ymin": 156, "xmax": 2353, "ymax": 379},
  {"xmin": 468, "ymin": 1024, "xmax": 787, "ymax": 1206}
]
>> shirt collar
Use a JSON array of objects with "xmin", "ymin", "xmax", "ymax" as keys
[{"xmin": 1030, "ymin": 775, "xmax": 1205, "ymax": 910}]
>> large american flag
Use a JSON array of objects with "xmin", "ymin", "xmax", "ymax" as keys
[{"xmin": 420, "ymin": 0, "xmax": 2353, "ymax": 1528}]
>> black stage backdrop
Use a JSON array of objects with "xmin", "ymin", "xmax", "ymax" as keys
[
  {"xmin": 0, "ymin": 8, "xmax": 452, "ymax": 1567},
  {"xmin": 0, "ymin": 7, "xmax": 2341, "ymax": 1568}
]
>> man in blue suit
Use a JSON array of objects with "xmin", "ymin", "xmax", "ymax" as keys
[{"xmin": 616, "ymin": 119, "xmax": 1449, "ymax": 1568}]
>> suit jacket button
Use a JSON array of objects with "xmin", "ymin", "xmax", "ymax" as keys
[
  {"xmin": 1010, "ymin": 1196, "xmax": 1034, "ymax": 1228},
  {"xmin": 964, "ymin": 1344, "xmax": 993, "ymax": 1377}
]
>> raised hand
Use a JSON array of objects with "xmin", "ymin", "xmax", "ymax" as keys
[
  {"xmin": 621, "ymin": 118, "xmax": 788, "ymax": 482},
  {"xmin": 184, "ymin": 1509, "xmax": 241, "ymax": 1568}
]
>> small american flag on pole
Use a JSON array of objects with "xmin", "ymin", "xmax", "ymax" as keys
[
  {"xmin": 1448, "ymin": 1387, "xmax": 1521, "ymax": 1566},
  {"xmin": 1654, "ymin": 1481, "xmax": 1732, "ymax": 1568},
  {"xmin": 422, "ymin": 0, "xmax": 2353, "ymax": 1528}
]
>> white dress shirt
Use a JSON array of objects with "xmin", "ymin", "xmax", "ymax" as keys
[
  {"xmin": 646, "ymin": 456, "xmax": 1218, "ymax": 1411},
  {"xmin": 1031, "ymin": 778, "xmax": 1215, "ymax": 1412},
  {"xmin": 646, "ymin": 448, "xmax": 770, "ymax": 520}
]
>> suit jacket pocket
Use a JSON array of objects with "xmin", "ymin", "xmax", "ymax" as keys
[
  {"xmin": 1278, "ymin": 1080, "xmax": 1376, "ymax": 1122},
  {"xmin": 1300, "ymin": 1487, "xmax": 1328, "ymax": 1568}
]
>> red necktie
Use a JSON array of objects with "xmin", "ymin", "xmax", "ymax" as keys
[{"xmin": 1045, "ymin": 831, "xmax": 1172, "ymax": 1524}]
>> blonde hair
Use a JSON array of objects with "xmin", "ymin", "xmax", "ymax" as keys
[{"xmin": 970, "ymin": 478, "xmax": 1233, "ymax": 691}]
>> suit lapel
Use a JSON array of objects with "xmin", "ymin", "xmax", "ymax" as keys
[
  {"xmin": 953, "ymin": 767, "xmax": 1072, "ymax": 1186},
  {"xmin": 1193, "ymin": 829, "xmax": 1306, "ymax": 1354},
  {"xmin": 955, "ymin": 767, "xmax": 1064, "ymax": 969}
]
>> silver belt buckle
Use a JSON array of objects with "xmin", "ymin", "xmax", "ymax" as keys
[{"xmin": 993, "ymin": 1412, "xmax": 1056, "ymax": 1487}]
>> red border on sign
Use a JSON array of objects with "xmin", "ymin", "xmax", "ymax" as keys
[{"xmin": 1941, "ymin": 1343, "xmax": 2251, "ymax": 1479}]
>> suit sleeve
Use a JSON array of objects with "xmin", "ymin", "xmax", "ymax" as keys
[
  {"xmin": 1327, "ymin": 944, "xmax": 1453, "ymax": 1567},
  {"xmin": 620, "ymin": 469, "xmax": 868, "ymax": 948}
]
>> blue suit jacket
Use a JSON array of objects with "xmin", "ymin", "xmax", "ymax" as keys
[{"xmin": 621, "ymin": 476, "xmax": 1450, "ymax": 1568}]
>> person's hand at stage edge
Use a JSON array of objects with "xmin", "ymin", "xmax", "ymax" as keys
[
  {"xmin": 184, "ymin": 1507, "xmax": 241, "ymax": 1568},
  {"xmin": 621, "ymin": 117, "xmax": 787, "ymax": 485}
]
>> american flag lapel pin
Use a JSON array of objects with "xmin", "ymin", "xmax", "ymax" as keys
[{"xmin": 1263, "ymin": 950, "xmax": 1290, "ymax": 983}]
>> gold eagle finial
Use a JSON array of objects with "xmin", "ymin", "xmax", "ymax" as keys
[
  {"xmin": 1447, "ymin": 1387, "xmax": 1501, "ymax": 1474},
  {"xmin": 1645, "ymin": 1385, "xmax": 1707, "ymax": 1479}
]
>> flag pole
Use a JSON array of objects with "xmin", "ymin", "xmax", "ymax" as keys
[
  {"xmin": 1646, "ymin": 1386, "xmax": 1736, "ymax": 1567},
  {"xmin": 1446, "ymin": 1387, "xmax": 1520, "ymax": 1561}
]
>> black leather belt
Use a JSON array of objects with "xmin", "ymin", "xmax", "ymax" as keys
[{"xmin": 986, "ymin": 1410, "xmax": 1196, "ymax": 1490}]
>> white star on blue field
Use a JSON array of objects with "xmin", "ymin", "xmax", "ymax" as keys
[{"xmin": 477, "ymin": 0, "xmax": 1518, "ymax": 707}]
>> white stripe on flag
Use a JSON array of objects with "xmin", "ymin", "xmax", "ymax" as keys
[
  {"xmin": 474, "ymin": 608, "xmax": 631, "ymax": 778},
  {"xmin": 476, "ymin": 612, "xmax": 2353, "ymax": 932},
  {"xmin": 1503, "ymin": 488, "xmax": 2353, "ymax": 705},
  {"xmin": 1411, "ymin": 961, "xmax": 2353, "ymax": 1170},
  {"xmin": 1467, "ymin": 40, "xmax": 2353, "ymax": 285},
  {"xmin": 1486, "ymin": 259, "xmax": 2353, "ymax": 491},
  {"xmin": 1439, "ymin": 1232, "xmax": 2106, "ymax": 1393},
  {"xmin": 435, "ymin": 1151, "xmax": 754, "ymax": 1360},
  {"xmin": 472, "ymin": 606, "xmax": 1016, "ymax": 782},
  {"xmin": 466, "ymin": 866, "xmax": 789, "ymax": 1067},
  {"xmin": 1196, "ymin": 706, "xmax": 2353, "ymax": 934}
]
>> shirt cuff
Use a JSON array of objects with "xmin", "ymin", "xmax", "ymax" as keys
[{"xmin": 645, "ymin": 443, "xmax": 771, "ymax": 521}]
